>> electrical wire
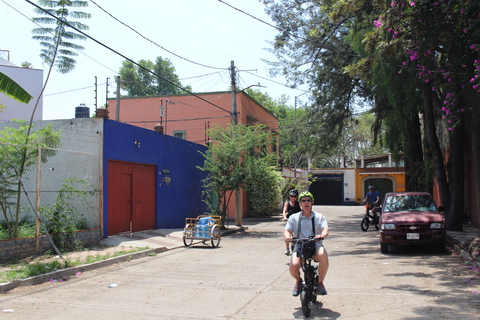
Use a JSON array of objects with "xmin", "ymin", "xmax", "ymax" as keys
[
  {"xmin": 90, "ymin": 0, "xmax": 227, "ymax": 71},
  {"xmin": 219, "ymin": 0, "xmax": 465, "ymax": 78},
  {"xmin": 24, "ymin": 0, "xmax": 233, "ymax": 116}
]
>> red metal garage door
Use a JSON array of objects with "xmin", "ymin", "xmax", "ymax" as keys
[{"xmin": 108, "ymin": 161, "xmax": 156, "ymax": 236}]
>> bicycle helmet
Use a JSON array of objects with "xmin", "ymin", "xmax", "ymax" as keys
[
  {"xmin": 298, "ymin": 191, "xmax": 314, "ymax": 203},
  {"xmin": 368, "ymin": 185, "xmax": 374, "ymax": 189},
  {"xmin": 288, "ymin": 189, "xmax": 299, "ymax": 197}
]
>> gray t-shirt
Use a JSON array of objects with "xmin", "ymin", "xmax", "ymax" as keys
[{"xmin": 285, "ymin": 211, "xmax": 328, "ymax": 247}]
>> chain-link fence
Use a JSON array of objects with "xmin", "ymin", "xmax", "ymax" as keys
[{"xmin": 0, "ymin": 134, "xmax": 101, "ymax": 240}]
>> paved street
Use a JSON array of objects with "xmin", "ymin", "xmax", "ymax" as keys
[{"xmin": 1, "ymin": 206, "xmax": 479, "ymax": 319}]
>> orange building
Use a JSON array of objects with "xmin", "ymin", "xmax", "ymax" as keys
[{"xmin": 107, "ymin": 91, "xmax": 279, "ymax": 219}]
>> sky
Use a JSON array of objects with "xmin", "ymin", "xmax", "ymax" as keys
[{"xmin": 1, "ymin": 0, "xmax": 310, "ymax": 120}]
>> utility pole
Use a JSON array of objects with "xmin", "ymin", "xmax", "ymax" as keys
[
  {"xmin": 94, "ymin": 76, "xmax": 98, "ymax": 112},
  {"xmin": 231, "ymin": 61, "xmax": 238, "ymax": 125},
  {"xmin": 115, "ymin": 76, "xmax": 121, "ymax": 121},
  {"xmin": 231, "ymin": 60, "xmax": 241, "ymax": 226},
  {"xmin": 105, "ymin": 77, "xmax": 109, "ymax": 108},
  {"xmin": 165, "ymin": 99, "xmax": 174, "ymax": 135},
  {"xmin": 293, "ymin": 92, "xmax": 308, "ymax": 179}
]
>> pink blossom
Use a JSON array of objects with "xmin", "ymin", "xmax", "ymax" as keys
[
  {"xmin": 410, "ymin": 1, "xmax": 415, "ymax": 6},
  {"xmin": 432, "ymin": 86, "xmax": 435, "ymax": 91},
  {"xmin": 463, "ymin": 28, "xmax": 467, "ymax": 33},
  {"xmin": 471, "ymin": 44, "xmax": 476, "ymax": 50},
  {"xmin": 449, "ymin": 128, "xmax": 454, "ymax": 131}
]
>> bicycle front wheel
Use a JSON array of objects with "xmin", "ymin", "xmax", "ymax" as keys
[
  {"xmin": 361, "ymin": 217, "xmax": 370, "ymax": 231},
  {"xmin": 300, "ymin": 289, "xmax": 312, "ymax": 317}
]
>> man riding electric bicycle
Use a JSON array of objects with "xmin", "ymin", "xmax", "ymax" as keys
[
  {"xmin": 284, "ymin": 191, "xmax": 329, "ymax": 297},
  {"xmin": 363, "ymin": 185, "xmax": 380, "ymax": 223}
]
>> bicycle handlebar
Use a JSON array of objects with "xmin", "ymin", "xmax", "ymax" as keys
[{"xmin": 285, "ymin": 236, "xmax": 324, "ymax": 243}]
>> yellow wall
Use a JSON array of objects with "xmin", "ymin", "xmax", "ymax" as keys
[{"xmin": 355, "ymin": 169, "xmax": 406, "ymax": 203}]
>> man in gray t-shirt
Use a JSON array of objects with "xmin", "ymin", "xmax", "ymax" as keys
[{"xmin": 284, "ymin": 191, "xmax": 329, "ymax": 297}]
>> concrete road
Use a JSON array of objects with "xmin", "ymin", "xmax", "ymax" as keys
[{"xmin": 1, "ymin": 206, "xmax": 479, "ymax": 319}]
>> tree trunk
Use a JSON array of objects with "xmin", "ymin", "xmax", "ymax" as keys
[
  {"xmin": 447, "ymin": 110, "xmax": 465, "ymax": 231},
  {"xmin": 404, "ymin": 111, "xmax": 425, "ymax": 191},
  {"xmin": 464, "ymin": 84, "xmax": 480, "ymax": 225},
  {"xmin": 421, "ymin": 82, "xmax": 451, "ymax": 210}
]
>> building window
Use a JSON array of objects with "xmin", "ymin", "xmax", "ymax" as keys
[{"xmin": 173, "ymin": 130, "xmax": 186, "ymax": 140}]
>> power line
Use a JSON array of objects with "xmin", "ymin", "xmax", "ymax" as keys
[
  {"xmin": 24, "ymin": 0, "xmax": 233, "ymax": 116},
  {"xmin": 242, "ymin": 70, "xmax": 309, "ymax": 93},
  {"xmin": 90, "ymin": 0, "xmax": 227, "ymax": 71},
  {"xmin": 124, "ymin": 115, "xmax": 231, "ymax": 124},
  {"xmin": 220, "ymin": 0, "xmax": 464, "ymax": 78},
  {"xmin": 218, "ymin": 0, "xmax": 281, "ymax": 32}
]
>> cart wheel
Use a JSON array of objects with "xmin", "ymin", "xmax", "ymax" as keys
[
  {"xmin": 210, "ymin": 225, "xmax": 221, "ymax": 248},
  {"xmin": 183, "ymin": 224, "xmax": 194, "ymax": 247},
  {"xmin": 183, "ymin": 237, "xmax": 193, "ymax": 247}
]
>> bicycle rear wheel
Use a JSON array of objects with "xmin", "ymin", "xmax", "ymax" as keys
[{"xmin": 300, "ymin": 289, "xmax": 311, "ymax": 317}]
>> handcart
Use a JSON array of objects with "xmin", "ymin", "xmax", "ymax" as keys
[{"xmin": 183, "ymin": 215, "xmax": 222, "ymax": 248}]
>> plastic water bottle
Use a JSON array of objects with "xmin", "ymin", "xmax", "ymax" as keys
[{"xmin": 194, "ymin": 224, "xmax": 200, "ymax": 238}]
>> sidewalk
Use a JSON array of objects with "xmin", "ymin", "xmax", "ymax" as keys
[{"xmin": 0, "ymin": 225, "xmax": 246, "ymax": 293}]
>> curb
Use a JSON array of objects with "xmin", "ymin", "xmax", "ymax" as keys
[
  {"xmin": 0, "ymin": 226, "xmax": 247, "ymax": 293},
  {"xmin": 445, "ymin": 234, "xmax": 480, "ymax": 268}
]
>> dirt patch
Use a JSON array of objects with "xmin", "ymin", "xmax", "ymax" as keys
[{"xmin": 0, "ymin": 245, "xmax": 147, "ymax": 277}]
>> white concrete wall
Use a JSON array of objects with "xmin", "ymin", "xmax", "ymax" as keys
[
  {"xmin": 0, "ymin": 59, "xmax": 43, "ymax": 123},
  {"xmin": 0, "ymin": 119, "xmax": 103, "ymax": 228}
]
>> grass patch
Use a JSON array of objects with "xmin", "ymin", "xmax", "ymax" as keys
[{"xmin": 0, "ymin": 246, "xmax": 150, "ymax": 283}]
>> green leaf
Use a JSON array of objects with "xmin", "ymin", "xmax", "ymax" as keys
[{"xmin": 0, "ymin": 72, "xmax": 33, "ymax": 104}]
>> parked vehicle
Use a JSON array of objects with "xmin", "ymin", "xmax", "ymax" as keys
[{"xmin": 379, "ymin": 192, "xmax": 446, "ymax": 253}]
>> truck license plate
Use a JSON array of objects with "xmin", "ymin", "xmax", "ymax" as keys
[{"xmin": 407, "ymin": 233, "xmax": 419, "ymax": 240}]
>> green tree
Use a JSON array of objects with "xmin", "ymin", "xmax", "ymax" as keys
[
  {"xmin": 199, "ymin": 124, "xmax": 278, "ymax": 224},
  {"xmin": 5, "ymin": 0, "xmax": 91, "ymax": 238},
  {"xmin": 348, "ymin": 0, "xmax": 480, "ymax": 228},
  {"xmin": 119, "ymin": 56, "xmax": 191, "ymax": 96},
  {"xmin": 261, "ymin": 0, "xmax": 480, "ymax": 229},
  {"xmin": 0, "ymin": 120, "xmax": 61, "ymax": 238}
]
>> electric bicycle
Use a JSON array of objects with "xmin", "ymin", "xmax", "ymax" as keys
[
  {"xmin": 361, "ymin": 201, "xmax": 380, "ymax": 231},
  {"xmin": 290, "ymin": 237, "xmax": 321, "ymax": 317}
]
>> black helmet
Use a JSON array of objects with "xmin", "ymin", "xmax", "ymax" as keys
[{"xmin": 288, "ymin": 189, "xmax": 299, "ymax": 197}]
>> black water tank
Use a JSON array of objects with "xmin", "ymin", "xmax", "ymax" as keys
[{"xmin": 75, "ymin": 103, "xmax": 90, "ymax": 118}]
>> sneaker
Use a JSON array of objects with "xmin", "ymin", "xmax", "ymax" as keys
[
  {"xmin": 285, "ymin": 248, "xmax": 291, "ymax": 256},
  {"xmin": 317, "ymin": 283, "xmax": 327, "ymax": 295},
  {"xmin": 292, "ymin": 282, "xmax": 301, "ymax": 297}
]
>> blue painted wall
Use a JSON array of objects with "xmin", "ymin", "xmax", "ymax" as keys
[{"xmin": 102, "ymin": 119, "xmax": 208, "ymax": 236}]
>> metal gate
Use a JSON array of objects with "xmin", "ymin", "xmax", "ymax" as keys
[
  {"xmin": 310, "ymin": 175, "xmax": 343, "ymax": 205},
  {"xmin": 107, "ymin": 161, "xmax": 156, "ymax": 236}
]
